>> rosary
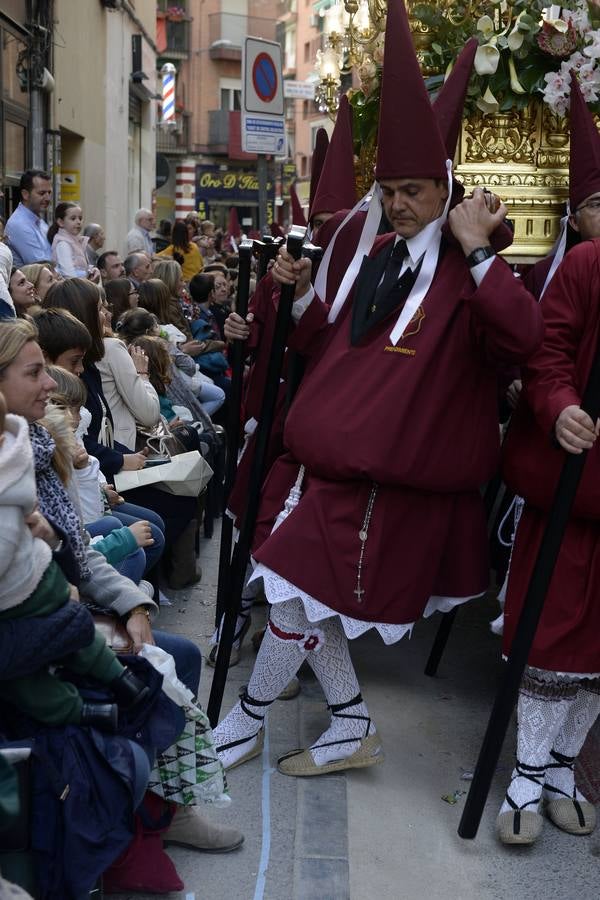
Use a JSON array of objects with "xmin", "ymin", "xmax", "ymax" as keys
[{"xmin": 354, "ymin": 483, "xmax": 378, "ymax": 603}]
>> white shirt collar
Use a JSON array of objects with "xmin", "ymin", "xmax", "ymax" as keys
[{"xmin": 394, "ymin": 213, "xmax": 445, "ymax": 270}]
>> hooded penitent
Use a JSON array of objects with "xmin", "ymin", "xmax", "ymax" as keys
[{"xmin": 310, "ymin": 96, "xmax": 356, "ymax": 220}]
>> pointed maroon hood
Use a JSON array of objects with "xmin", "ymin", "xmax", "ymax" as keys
[
  {"xmin": 375, "ymin": 0, "xmax": 447, "ymax": 181},
  {"xmin": 433, "ymin": 37, "xmax": 477, "ymax": 159},
  {"xmin": 308, "ymin": 128, "xmax": 330, "ymax": 216},
  {"xmin": 290, "ymin": 183, "xmax": 307, "ymax": 226},
  {"xmin": 569, "ymin": 73, "xmax": 600, "ymax": 210},
  {"xmin": 311, "ymin": 95, "xmax": 357, "ymax": 218}
]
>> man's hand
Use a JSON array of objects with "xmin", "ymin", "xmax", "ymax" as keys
[
  {"xmin": 448, "ymin": 187, "xmax": 507, "ymax": 256},
  {"xmin": 555, "ymin": 404, "xmax": 600, "ymax": 454},
  {"xmin": 128, "ymin": 521, "xmax": 154, "ymax": 548},
  {"xmin": 126, "ymin": 611, "xmax": 155, "ymax": 653},
  {"xmin": 72, "ymin": 445, "xmax": 89, "ymax": 470},
  {"xmin": 121, "ymin": 449, "xmax": 149, "ymax": 471},
  {"xmin": 224, "ymin": 311, "xmax": 254, "ymax": 342},
  {"xmin": 271, "ymin": 248, "xmax": 312, "ymax": 296},
  {"xmin": 25, "ymin": 510, "xmax": 61, "ymax": 549},
  {"xmin": 103, "ymin": 484, "xmax": 124, "ymax": 506},
  {"xmin": 506, "ymin": 379, "xmax": 522, "ymax": 411}
]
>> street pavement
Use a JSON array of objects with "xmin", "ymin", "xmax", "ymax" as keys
[{"xmin": 111, "ymin": 521, "xmax": 600, "ymax": 900}]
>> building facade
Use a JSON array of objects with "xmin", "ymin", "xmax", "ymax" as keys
[{"xmin": 0, "ymin": 0, "xmax": 157, "ymax": 256}]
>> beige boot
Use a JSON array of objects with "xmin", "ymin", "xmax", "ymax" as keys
[{"xmin": 164, "ymin": 806, "xmax": 244, "ymax": 852}]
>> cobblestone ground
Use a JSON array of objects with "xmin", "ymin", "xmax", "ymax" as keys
[{"xmin": 111, "ymin": 521, "xmax": 600, "ymax": 900}]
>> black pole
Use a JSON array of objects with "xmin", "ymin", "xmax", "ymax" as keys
[
  {"xmin": 285, "ymin": 243, "xmax": 323, "ymax": 411},
  {"xmin": 254, "ymin": 236, "xmax": 283, "ymax": 282},
  {"xmin": 207, "ymin": 226, "xmax": 307, "ymax": 727},
  {"xmin": 213, "ymin": 238, "xmax": 254, "ymax": 627},
  {"xmin": 458, "ymin": 339, "xmax": 600, "ymax": 839}
]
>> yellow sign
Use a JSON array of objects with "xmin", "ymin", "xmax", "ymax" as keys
[{"xmin": 60, "ymin": 170, "xmax": 80, "ymax": 203}]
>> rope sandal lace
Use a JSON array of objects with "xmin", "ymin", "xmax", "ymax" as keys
[
  {"xmin": 496, "ymin": 761, "xmax": 545, "ymax": 845},
  {"xmin": 543, "ymin": 749, "xmax": 597, "ymax": 834},
  {"xmin": 277, "ymin": 693, "xmax": 384, "ymax": 777},
  {"xmin": 215, "ymin": 689, "xmax": 269, "ymax": 770}
]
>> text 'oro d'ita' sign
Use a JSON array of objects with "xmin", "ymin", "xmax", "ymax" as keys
[{"xmin": 242, "ymin": 37, "xmax": 285, "ymax": 155}]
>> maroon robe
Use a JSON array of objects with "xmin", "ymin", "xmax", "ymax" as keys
[
  {"xmin": 252, "ymin": 234, "xmax": 544, "ymax": 625},
  {"xmin": 502, "ymin": 239, "xmax": 600, "ymax": 672},
  {"xmin": 227, "ymin": 211, "xmax": 368, "ymax": 524}
]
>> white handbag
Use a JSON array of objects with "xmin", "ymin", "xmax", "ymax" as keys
[{"xmin": 114, "ymin": 450, "xmax": 213, "ymax": 497}]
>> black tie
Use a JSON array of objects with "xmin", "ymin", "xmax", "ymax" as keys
[{"xmin": 370, "ymin": 239, "xmax": 409, "ymax": 315}]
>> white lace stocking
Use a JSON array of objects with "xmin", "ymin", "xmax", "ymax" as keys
[
  {"xmin": 213, "ymin": 598, "xmax": 374, "ymax": 768},
  {"xmin": 544, "ymin": 684, "xmax": 600, "ymax": 803},
  {"xmin": 500, "ymin": 675, "xmax": 574, "ymax": 816},
  {"xmin": 213, "ymin": 599, "xmax": 313, "ymax": 767},
  {"xmin": 305, "ymin": 616, "xmax": 375, "ymax": 765}
]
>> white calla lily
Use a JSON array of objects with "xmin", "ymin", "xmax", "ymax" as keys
[
  {"xmin": 477, "ymin": 15, "xmax": 495, "ymax": 39},
  {"xmin": 507, "ymin": 26, "xmax": 525, "ymax": 51},
  {"xmin": 476, "ymin": 86, "xmax": 500, "ymax": 115},
  {"xmin": 474, "ymin": 42, "xmax": 500, "ymax": 76},
  {"xmin": 508, "ymin": 57, "xmax": 526, "ymax": 94}
]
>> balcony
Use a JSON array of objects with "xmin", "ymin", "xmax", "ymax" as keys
[
  {"xmin": 157, "ymin": 16, "xmax": 190, "ymax": 60},
  {"xmin": 156, "ymin": 114, "xmax": 190, "ymax": 154},
  {"xmin": 208, "ymin": 109, "xmax": 229, "ymax": 152},
  {"xmin": 208, "ymin": 14, "xmax": 277, "ymax": 60}
]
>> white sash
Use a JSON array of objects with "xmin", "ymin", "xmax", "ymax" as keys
[{"xmin": 539, "ymin": 212, "xmax": 569, "ymax": 301}]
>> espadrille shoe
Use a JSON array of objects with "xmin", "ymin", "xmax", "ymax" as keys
[
  {"xmin": 496, "ymin": 809, "xmax": 544, "ymax": 845},
  {"xmin": 545, "ymin": 798, "xmax": 596, "ymax": 835},
  {"xmin": 215, "ymin": 690, "xmax": 268, "ymax": 770},
  {"xmin": 497, "ymin": 761, "xmax": 545, "ymax": 846},
  {"xmin": 544, "ymin": 750, "xmax": 597, "ymax": 835},
  {"xmin": 277, "ymin": 732, "xmax": 384, "ymax": 777},
  {"xmin": 207, "ymin": 614, "xmax": 252, "ymax": 668}
]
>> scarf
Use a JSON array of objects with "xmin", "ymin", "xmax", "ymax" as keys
[{"xmin": 29, "ymin": 423, "xmax": 91, "ymax": 580}]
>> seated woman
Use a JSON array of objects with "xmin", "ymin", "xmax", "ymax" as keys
[
  {"xmin": 0, "ymin": 317, "xmax": 240, "ymax": 853},
  {"xmin": 39, "ymin": 280, "xmax": 200, "ymax": 590},
  {"xmin": 21, "ymin": 263, "xmax": 59, "ymax": 304},
  {"xmin": 105, "ymin": 276, "xmax": 139, "ymax": 323},
  {"xmin": 9, "ymin": 268, "xmax": 36, "ymax": 318},
  {"xmin": 156, "ymin": 220, "xmax": 204, "ymax": 282},
  {"xmin": 137, "ymin": 279, "xmax": 225, "ymax": 416}
]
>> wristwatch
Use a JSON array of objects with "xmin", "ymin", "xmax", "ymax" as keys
[
  {"xmin": 127, "ymin": 605, "xmax": 151, "ymax": 622},
  {"xmin": 466, "ymin": 245, "xmax": 494, "ymax": 268}
]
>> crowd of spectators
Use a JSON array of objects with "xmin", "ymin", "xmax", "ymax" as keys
[{"xmin": 0, "ymin": 170, "xmax": 244, "ymax": 897}]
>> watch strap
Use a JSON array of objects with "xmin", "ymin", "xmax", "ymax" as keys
[{"xmin": 466, "ymin": 245, "xmax": 494, "ymax": 268}]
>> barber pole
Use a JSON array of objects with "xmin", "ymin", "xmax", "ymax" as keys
[{"xmin": 161, "ymin": 63, "xmax": 176, "ymax": 125}]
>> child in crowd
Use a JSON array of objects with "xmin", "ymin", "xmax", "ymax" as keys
[
  {"xmin": 49, "ymin": 202, "xmax": 99, "ymax": 280},
  {"xmin": 0, "ymin": 389, "xmax": 148, "ymax": 731},
  {"xmin": 45, "ymin": 365, "xmax": 156, "ymax": 583}
]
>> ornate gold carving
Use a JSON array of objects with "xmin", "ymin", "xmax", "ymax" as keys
[{"xmin": 463, "ymin": 108, "xmax": 538, "ymax": 165}]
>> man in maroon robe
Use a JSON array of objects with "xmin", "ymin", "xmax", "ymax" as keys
[
  {"xmin": 494, "ymin": 75, "xmax": 600, "ymax": 847},
  {"xmin": 213, "ymin": 0, "xmax": 543, "ymax": 778}
]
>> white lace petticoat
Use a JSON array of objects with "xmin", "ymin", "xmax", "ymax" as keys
[{"xmin": 249, "ymin": 562, "xmax": 481, "ymax": 646}]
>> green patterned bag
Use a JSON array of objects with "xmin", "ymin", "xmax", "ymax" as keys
[{"xmin": 148, "ymin": 701, "xmax": 230, "ymax": 807}]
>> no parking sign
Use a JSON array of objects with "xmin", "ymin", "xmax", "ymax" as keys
[{"xmin": 242, "ymin": 37, "xmax": 285, "ymax": 155}]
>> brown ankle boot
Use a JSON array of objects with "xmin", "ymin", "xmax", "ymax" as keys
[{"xmin": 167, "ymin": 520, "xmax": 202, "ymax": 589}]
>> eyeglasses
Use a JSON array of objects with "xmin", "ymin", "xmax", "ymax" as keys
[{"xmin": 576, "ymin": 199, "xmax": 600, "ymax": 213}]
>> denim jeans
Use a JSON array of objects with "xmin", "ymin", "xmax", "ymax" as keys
[
  {"xmin": 197, "ymin": 381, "xmax": 226, "ymax": 416},
  {"xmin": 85, "ymin": 515, "xmax": 147, "ymax": 584},
  {"xmin": 87, "ymin": 503, "xmax": 166, "ymax": 575}
]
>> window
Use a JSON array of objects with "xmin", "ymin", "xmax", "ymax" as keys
[
  {"xmin": 285, "ymin": 26, "xmax": 296, "ymax": 70},
  {"xmin": 220, "ymin": 88, "xmax": 241, "ymax": 111},
  {"xmin": 4, "ymin": 119, "xmax": 26, "ymax": 181},
  {"xmin": 300, "ymin": 155, "xmax": 307, "ymax": 176},
  {"xmin": 304, "ymin": 41, "xmax": 310, "ymax": 62}
]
